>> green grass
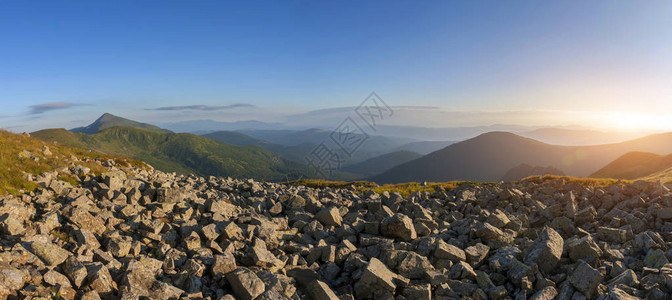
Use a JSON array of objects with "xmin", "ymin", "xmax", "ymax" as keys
[
  {"xmin": 283, "ymin": 179, "xmax": 487, "ymax": 197},
  {"xmin": 0, "ymin": 130, "xmax": 144, "ymax": 196},
  {"xmin": 32, "ymin": 126, "xmax": 312, "ymax": 181},
  {"xmin": 518, "ymin": 174, "xmax": 632, "ymax": 187}
]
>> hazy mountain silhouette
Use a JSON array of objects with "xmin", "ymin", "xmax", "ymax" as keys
[
  {"xmin": 371, "ymin": 131, "xmax": 672, "ymax": 183},
  {"xmin": 591, "ymin": 151, "xmax": 672, "ymax": 180},
  {"xmin": 340, "ymin": 150, "xmax": 422, "ymax": 177}
]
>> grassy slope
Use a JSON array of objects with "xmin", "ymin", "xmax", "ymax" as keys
[
  {"xmin": 285, "ymin": 175, "xmax": 629, "ymax": 197},
  {"xmin": 591, "ymin": 151, "xmax": 672, "ymax": 180},
  {"xmin": 0, "ymin": 130, "xmax": 142, "ymax": 195},
  {"xmin": 32, "ymin": 126, "xmax": 310, "ymax": 181}
]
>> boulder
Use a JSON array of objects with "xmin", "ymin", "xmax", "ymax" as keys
[
  {"xmin": 226, "ymin": 268, "xmax": 266, "ymax": 300},
  {"xmin": 525, "ymin": 227, "xmax": 563, "ymax": 274},
  {"xmin": 381, "ymin": 214, "xmax": 417, "ymax": 241}
]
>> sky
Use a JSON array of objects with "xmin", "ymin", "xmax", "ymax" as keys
[{"xmin": 1, "ymin": 0, "xmax": 671, "ymax": 132}]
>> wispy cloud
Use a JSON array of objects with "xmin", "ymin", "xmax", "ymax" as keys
[
  {"xmin": 29, "ymin": 102, "xmax": 81, "ymax": 115},
  {"xmin": 149, "ymin": 104, "xmax": 255, "ymax": 111}
]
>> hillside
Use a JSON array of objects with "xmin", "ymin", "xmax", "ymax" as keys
[
  {"xmin": 71, "ymin": 113, "xmax": 164, "ymax": 134},
  {"xmin": 501, "ymin": 163, "xmax": 565, "ymax": 181},
  {"xmin": 372, "ymin": 131, "xmax": 672, "ymax": 183},
  {"xmin": 591, "ymin": 151, "xmax": 672, "ymax": 180},
  {"xmin": 32, "ymin": 126, "xmax": 310, "ymax": 181},
  {"xmin": 395, "ymin": 140, "xmax": 456, "ymax": 155},
  {"xmin": 0, "ymin": 130, "xmax": 142, "ymax": 195},
  {"xmin": 340, "ymin": 150, "xmax": 422, "ymax": 177},
  {"xmin": 203, "ymin": 131, "xmax": 273, "ymax": 147}
]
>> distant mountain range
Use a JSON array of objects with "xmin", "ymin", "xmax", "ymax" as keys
[
  {"xmin": 205, "ymin": 129, "xmax": 417, "ymax": 168},
  {"xmin": 394, "ymin": 141, "xmax": 456, "ymax": 155},
  {"xmin": 340, "ymin": 150, "xmax": 422, "ymax": 177},
  {"xmin": 25, "ymin": 113, "xmax": 672, "ymax": 184},
  {"xmin": 372, "ymin": 131, "xmax": 672, "ymax": 183},
  {"xmin": 33, "ymin": 114, "xmax": 311, "ymax": 181}
]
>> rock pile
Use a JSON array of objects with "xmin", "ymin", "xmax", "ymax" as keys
[{"xmin": 1, "ymin": 158, "xmax": 672, "ymax": 300}]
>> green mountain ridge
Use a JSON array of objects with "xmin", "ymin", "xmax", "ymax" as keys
[
  {"xmin": 33, "ymin": 126, "xmax": 311, "ymax": 181},
  {"xmin": 71, "ymin": 113, "xmax": 165, "ymax": 134}
]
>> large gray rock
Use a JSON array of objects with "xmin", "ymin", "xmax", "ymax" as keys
[
  {"xmin": 32, "ymin": 241, "xmax": 72, "ymax": 266},
  {"xmin": 566, "ymin": 235, "xmax": 602, "ymax": 262},
  {"xmin": 306, "ymin": 280, "xmax": 339, "ymax": 300},
  {"xmin": 315, "ymin": 207, "xmax": 342, "ymax": 227},
  {"xmin": 525, "ymin": 227, "xmax": 563, "ymax": 274},
  {"xmin": 226, "ymin": 268, "xmax": 266, "ymax": 300},
  {"xmin": 435, "ymin": 240, "xmax": 466, "ymax": 262},
  {"xmin": 569, "ymin": 260, "xmax": 603, "ymax": 299},
  {"xmin": 381, "ymin": 214, "xmax": 417, "ymax": 241},
  {"xmin": 355, "ymin": 258, "xmax": 402, "ymax": 298}
]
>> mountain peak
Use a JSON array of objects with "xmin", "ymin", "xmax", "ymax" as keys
[{"xmin": 71, "ymin": 113, "xmax": 165, "ymax": 134}]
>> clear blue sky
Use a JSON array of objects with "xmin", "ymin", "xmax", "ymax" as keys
[{"xmin": 1, "ymin": 1, "xmax": 671, "ymax": 131}]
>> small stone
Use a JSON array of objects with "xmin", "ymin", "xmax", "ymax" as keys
[{"xmin": 529, "ymin": 286, "xmax": 558, "ymax": 300}]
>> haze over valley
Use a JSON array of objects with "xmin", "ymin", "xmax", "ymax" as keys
[{"xmin": 2, "ymin": 1, "xmax": 672, "ymax": 300}]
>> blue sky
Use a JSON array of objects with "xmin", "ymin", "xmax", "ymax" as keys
[{"xmin": 1, "ymin": 1, "xmax": 671, "ymax": 131}]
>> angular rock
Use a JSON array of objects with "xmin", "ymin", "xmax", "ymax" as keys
[
  {"xmin": 32, "ymin": 241, "xmax": 71, "ymax": 266},
  {"xmin": 525, "ymin": 227, "xmax": 563, "ymax": 274},
  {"xmin": 316, "ymin": 207, "xmax": 343, "ymax": 227},
  {"xmin": 212, "ymin": 252, "xmax": 237, "ymax": 276},
  {"xmin": 381, "ymin": 214, "xmax": 417, "ymax": 241},
  {"xmin": 355, "ymin": 258, "xmax": 400, "ymax": 298},
  {"xmin": 306, "ymin": 280, "xmax": 339, "ymax": 300},
  {"xmin": 568, "ymin": 260, "xmax": 603, "ymax": 299},
  {"xmin": 529, "ymin": 286, "xmax": 558, "ymax": 300},
  {"xmin": 435, "ymin": 240, "xmax": 466, "ymax": 262},
  {"xmin": 566, "ymin": 235, "xmax": 602, "ymax": 262},
  {"xmin": 226, "ymin": 268, "xmax": 266, "ymax": 300}
]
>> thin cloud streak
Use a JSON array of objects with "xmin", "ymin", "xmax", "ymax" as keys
[
  {"xmin": 149, "ymin": 104, "xmax": 255, "ymax": 111},
  {"xmin": 28, "ymin": 102, "xmax": 81, "ymax": 115}
]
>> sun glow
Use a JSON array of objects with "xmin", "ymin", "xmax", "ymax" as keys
[{"xmin": 595, "ymin": 112, "xmax": 672, "ymax": 131}]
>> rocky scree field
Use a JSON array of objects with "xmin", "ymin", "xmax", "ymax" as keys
[{"xmin": 1, "ymin": 151, "xmax": 672, "ymax": 299}]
